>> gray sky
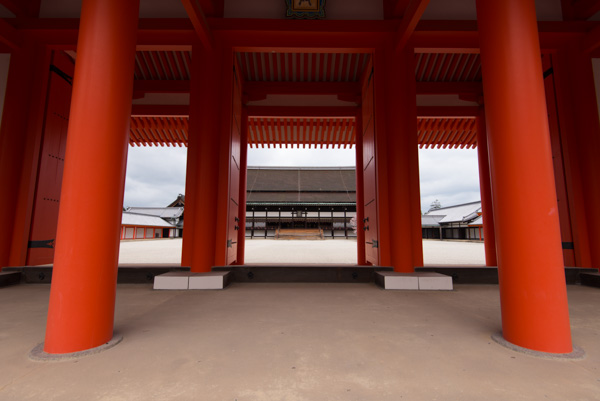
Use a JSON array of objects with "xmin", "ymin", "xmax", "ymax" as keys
[{"xmin": 123, "ymin": 145, "xmax": 480, "ymax": 213}]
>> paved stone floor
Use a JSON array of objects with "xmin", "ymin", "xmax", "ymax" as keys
[
  {"xmin": 118, "ymin": 238, "xmax": 486, "ymax": 265},
  {"xmin": 1, "ymin": 283, "xmax": 599, "ymax": 400}
]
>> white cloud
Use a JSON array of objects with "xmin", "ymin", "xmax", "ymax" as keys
[
  {"xmin": 122, "ymin": 145, "xmax": 482, "ymax": 213},
  {"xmin": 123, "ymin": 145, "xmax": 187, "ymax": 208},
  {"xmin": 247, "ymin": 146, "xmax": 356, "ymax": 167}
]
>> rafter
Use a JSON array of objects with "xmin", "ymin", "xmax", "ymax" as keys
[
  {"xmin": 395, "ymin": 0, "xmax": 430, "ymax": 52},
  {"xmin": 180, "ymin": 0, "xmax": 213, "ymax": 50}
]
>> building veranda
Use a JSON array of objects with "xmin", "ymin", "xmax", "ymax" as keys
[{"xmin": 0, "ymin": 0, "xmax": 599, "ymax": 359}]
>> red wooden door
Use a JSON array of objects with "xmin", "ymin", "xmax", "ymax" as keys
[
  {"xmin": 226, "ymin": 65, "xmax": 243, "ymax": 264},
  {"xmin": 361, "ymin": 67, "xmax": 379, "ymax": 265},
  {"xmin": 27, "ymin": 56, "xmax": 73, "ymax": 265}
]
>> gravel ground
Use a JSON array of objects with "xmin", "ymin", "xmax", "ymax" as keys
[{"xmin": 118, "ymin": 238, "xmax": 486, "ymax": 265}]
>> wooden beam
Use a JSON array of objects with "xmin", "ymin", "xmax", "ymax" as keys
[
  {"xmin": 11, "ymin": 18, "xmax": 195, "ymax": 50},
  {"xmin": 573, "ymin": 0, "xmax": 600, "ymax": 20},
  {"xmin": 583, "ymin": 24, "xmax": 600, "ymax": 53},
  {"xmin": 0, "ymin": 0, "xmax": 40, "ymax": 18},
  {"xmin": 413, "ymin": 20, "xmax": 591, "ymax": 52},
  {"xmin": 133, "ymin": 80, "xmax": 190, "ymax": 93},
  {"xmin": 244, "ymin": 81, "xmax": 361, "ymax": 97},
  {"xmin": 247, "ymin": 106, "xmax": 358, "ymax": 118},
  {"xmin": 417, "ymin": 106, "xmax": 479, "ymax": 117},
  {"xmin": 395, "ymin": 0, "xmax": 431, "ymax": 52},
  {"xmin": 210, "ymin": 18, "xmax": 396, "ymax": 52},
  {"xmin": 180, "ymin": 0, "xmax": 213, "ymax": 50},
  {"xmin": 131, "ymin": 104, "xmax": 190, "ymax": 116},
  {"xmin": 0, "ymin": 17, "xmax": 22, "ymax": 50},
  {"xmin": 561, "ymin": 0, "xmax": 576, "ymax": 20},
  {"xmin": 416, "ymin": 81, "xmax": 483, "ymax": 95}
]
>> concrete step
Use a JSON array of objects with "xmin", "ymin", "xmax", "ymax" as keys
[
  {"xmin": 375, "ymin": 272, "xmax": 453, "ymax": 291},
  {"xmin": 153, "ymin": 271, "xmax": 232, "ymax": 290}
]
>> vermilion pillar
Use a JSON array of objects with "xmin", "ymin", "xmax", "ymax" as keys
[
  {"xmin": 476, "ymin": 0, "xmax": 572, "ymax": 353},
  {"xmin": 384, "ymin": 46, "xmax": 420, "ymax": 272},
  {"xmin": 185, "ymin": 43, "xmax": 224, "ymax": 272},
  {"xmin": 237, "ymin": 108, "xmax": 248, "ymax": 265},
  {"xmin": 44, "ymin": 0, "xmax": 139, "ymax": 353},
  {"xmin": 355, "ymin": 112, "xmax": 366, "ymax": 265},
  {"xmin": 476, "ymin": 108, "xmax": 497, "ymax": 266}
]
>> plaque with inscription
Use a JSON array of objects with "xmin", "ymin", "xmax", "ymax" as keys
[{"xmin": 285, "ymin": 0, "xmax": 326, "ymax": 19}]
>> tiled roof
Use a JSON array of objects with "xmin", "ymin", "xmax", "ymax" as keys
[
  {"xmin": 424, "ymin": 201, "xmax": 482, "ymax": 224},
  {"xmin": 122, "ymin": 212, "xmax": 175, "ymax": 228},
  {"xmin": 246, "ymin": 167, "xmax": 356, "ymax": 203}
]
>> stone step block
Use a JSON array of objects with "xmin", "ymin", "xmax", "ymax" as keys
[
  {"xmin": 375, "ymin": 272, "xmax": 419, "ymax": 290},
  {"xmin": 189, "ymin": 271, "xmax": 231, "ymax": 290},
  {"xmin": 153, "ymin": 272, "xmax": 190, "ymax": 290},
  {"xmin": 375, "ymin": 272, "xmax": 453, "ymax": 291}
]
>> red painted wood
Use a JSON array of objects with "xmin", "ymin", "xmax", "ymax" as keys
[
  {"xmin": 26, "ymin": 56, "xmax": 73, "ymax": 266},
  {"xmin": 361, "ymin": 63, "xmax": 378, "ymax": 265},
  {"xmin": 477, "ymin": 0, "xmax": 572, "ymax": 353},
  {"xmin": 44, "ymin": 0, "xmax": 140, "ymax": 354}
]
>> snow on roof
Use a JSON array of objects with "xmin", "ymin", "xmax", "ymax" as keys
[
  {"xmin": 122, "ymin": 212, "xmax": 175, "ymax": 228},
  {"xmin": 424, "ymin": 201, "xmax": 482, "ymax": 224}
]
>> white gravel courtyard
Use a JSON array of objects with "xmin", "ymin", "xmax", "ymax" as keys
[{"xmin": 118, "ymin": 238, "xmax": 486, "ymax": 265}]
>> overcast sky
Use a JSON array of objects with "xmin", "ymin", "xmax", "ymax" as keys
[{"xmin": 123, "ymin": 145, "xmax": 480, "ymax": 213}]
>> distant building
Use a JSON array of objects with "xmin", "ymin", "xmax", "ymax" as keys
[
  {"xmin": 120, "ymin": 168, "xmax": 357, "ymax": 240},
  {"xmin": 421, "ymin": 201, "xmax": 483, "ymax": 240},
  {"xmin": 120, "ymin": 207, "xmax": 183, "ymax": 239},
  {"xmin": 246, "ymin": 167, "xmax": 356, "ymax": 238}
]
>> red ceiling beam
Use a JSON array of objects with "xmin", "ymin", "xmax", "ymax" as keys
[
  {"xmin": 416, "ymin": 81, "xmax": 482, "ymax": 95},
  {"xmin": 181, "ymin": 0, "xmax": 214, "ymax": 50},
  {"xmin": 0, "ymin": 0, "xmax": 40, "ymax": 18},
  {"xmin": 395, "ymin": 0, "xmax": 431, "ymax": 52},
  {"xmin": 583, "ymin": 24, "xmax": 600, "ymax": 53},
  {"xmin": 10, "ymin": 18, "xmax": 195, "ymax": 50},
  {"xmin": 133, "ymin": 80, "xmax": 191, "ymax": 93},
  {"xmin": 572, "ymin": 0, "xmax": 600, "ymax": 20},
  {"xmin": 384, "ymin": 0, "xmax": 412, "ymax": 19},
  {"xmin": 0, "ymin": 17, "xmax": 21, "ymax": 50},
  {"xmin": 417, "ymin": 106, "xmax": 479, "ymax": 117},
  {"xmin": 131, "ymin": 104, "xmax": 190, "ymax": 116},
  {"xmin": 244, "ymin": 81, "xmax": 360, "ymax": 97},
  {"xmin": 413, "ymin": 20, "xmax": 591, "ymax": 52},
  {"xmin": 247, "ymin": 106, "xmax": 358, "ymax": 118},
  {"xmin": 210, "ymin": 18, "xmax": 396, "ymax": 52}
]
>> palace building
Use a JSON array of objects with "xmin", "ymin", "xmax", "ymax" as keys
[{"xmin": 1, "ymin": 0, "xmax": 599, "ymax": 356}]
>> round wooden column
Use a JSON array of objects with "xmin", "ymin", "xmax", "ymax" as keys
[
  {"xmin": 476, "ymin": 0, "xmax": 572, "ymax": 353},
  {"xmin": 384, "ymin": 46, "xmax": 420, "ymax": 272},
  {"xmin": 187, "ymin": 44, "xmax": 224, "ymax": 272},
  {"xmin": 44, "ymin": 0, "xmax": 139, "ymax": 354},
  {"xmin": 476, "ymin": 108, "xmax": 497, "ymax": 267}
]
